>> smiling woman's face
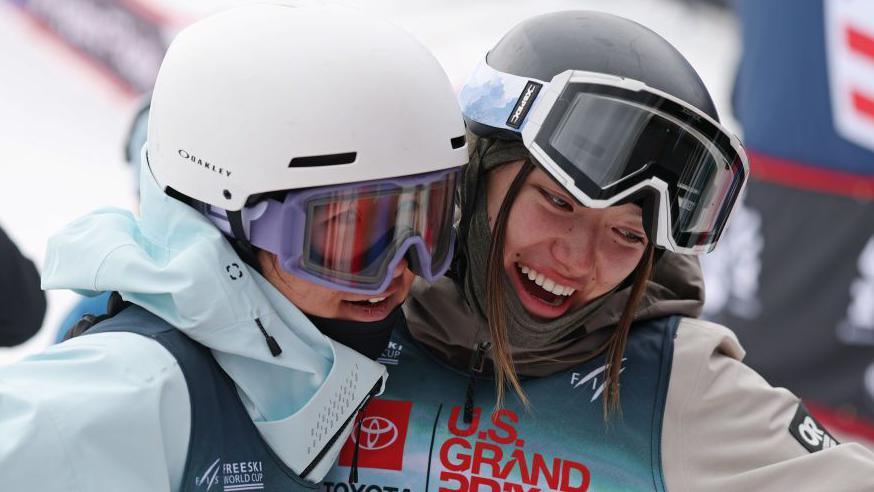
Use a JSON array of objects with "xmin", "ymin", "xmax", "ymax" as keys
[{"xmin": 486, "ymin": 161, "xmax": 648, "ymax": 320}]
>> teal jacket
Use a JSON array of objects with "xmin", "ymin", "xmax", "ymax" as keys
[{"xmin": 0, "ymin": 161, "xmax": 385, "ymax": 490}]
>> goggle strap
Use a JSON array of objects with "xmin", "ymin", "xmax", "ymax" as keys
[{"xmin": 227, "ymin": 209, "xmax": 248, "ymax": 241}]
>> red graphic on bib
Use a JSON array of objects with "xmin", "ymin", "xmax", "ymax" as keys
[
  {"xmin": 338, "ymin": 399, "xmax": 413, "ymax": 471},
  {"xmin": 438, "ymin": 406, "xmax": 591, "ymax": 491}
]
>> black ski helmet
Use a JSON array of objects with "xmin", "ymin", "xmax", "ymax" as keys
[
  {"xmin": 467, "ymin": 10, "xmax": 719, "ymax": 140},
  {"xmin": 458, "ymin": 10, "xmax": 748, "ymax": 257}
]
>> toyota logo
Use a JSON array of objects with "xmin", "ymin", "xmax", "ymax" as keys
[{"xmin": 353, "ymin": 416, "xmax": 398, "ymax": 450}]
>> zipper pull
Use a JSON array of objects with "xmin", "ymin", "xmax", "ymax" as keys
[
  {"xmin": 463, "ymin": 341, "xmax": 490, "ymax": 424},
  {"xmin": 349, "ymin": 381, "xmax": 381, "ymax": 483},
  {"xmin": 255, "ymin": 318, "xmax": 283, "ymax": 357}
]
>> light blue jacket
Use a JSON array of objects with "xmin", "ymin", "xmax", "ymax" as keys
[{"xmin": 0, "ymin": 162, "xmax": 384, "ymax": 490}]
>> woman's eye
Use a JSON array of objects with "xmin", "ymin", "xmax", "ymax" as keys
[
  {"xmin": 538, "ymin": 188, "xmax": 573, "ymax": 211},
  {"xmin": 615, "ymin": 228, "xmax": 645, "ymax": 245}
]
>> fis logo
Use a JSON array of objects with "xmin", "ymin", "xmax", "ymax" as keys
[
  {"xmin": 569, "ymin": 359, "xmax": 627, "ymax": 402},
  {"xmin": 196, "ymin": 458, "xmax": 222, "ymax": 491},
  {"xmin": 195, "ymin": 457, "xmax": 264, "ymax": 491}
]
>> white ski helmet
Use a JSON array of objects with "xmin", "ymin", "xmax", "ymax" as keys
[{"xmin": 147, "ymin": 3, "xmax": 468, "ymax": 212}]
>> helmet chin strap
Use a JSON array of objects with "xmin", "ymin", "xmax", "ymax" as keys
[
  {"xmin": 226, "ymin": 209, "xmax": 248, "ymax": 242},
  {"xmin": 225, "ymin": 208, "xmax": 262, "ymax": 269}
]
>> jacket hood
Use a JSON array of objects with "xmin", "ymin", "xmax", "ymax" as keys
[{"xmin": 42, "ymin": 159, "xmax": 336, "ymax": 421}]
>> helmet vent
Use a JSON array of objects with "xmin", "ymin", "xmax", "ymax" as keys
[
  {"xmin": 289, "ymin": 152, "xmax": 357, "ymax": 168},
  {"xmin": 450, "ymin": 135, "xmax": 467, "ymax": 149}
]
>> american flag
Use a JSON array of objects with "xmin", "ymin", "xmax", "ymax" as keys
[{"xmin": 826, "ymin": 0, "xmax": 874, "ymax": 152}]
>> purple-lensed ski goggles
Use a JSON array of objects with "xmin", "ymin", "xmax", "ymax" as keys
[{"xmin": 208, "ymin": 168, "xmax": 460, "ymax": 295}]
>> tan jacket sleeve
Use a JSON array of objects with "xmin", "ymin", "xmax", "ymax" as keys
[{"xmin": 662, "ymin": 317, "xmax": 874, "ymax": 492}]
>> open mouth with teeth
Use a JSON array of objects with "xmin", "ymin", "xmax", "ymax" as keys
[
  {"xmin": 344, "ymin": 296, "xmax": 388, "ymax": 307},
  {"xmin": 340, "ymin": 293, "xmax": 396, "ymax": 321},
  {"xmin": 515, "ymin": 263, "xmax": 576, "ymax": 307}
]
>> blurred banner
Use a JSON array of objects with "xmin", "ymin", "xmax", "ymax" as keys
[
  {"xmin": 703, "ymin": 0, "xmax": 874, "ymax": 442},
  {"xmin": 4, "ymin": 0, "xmax": 180, "ymax": 95}
]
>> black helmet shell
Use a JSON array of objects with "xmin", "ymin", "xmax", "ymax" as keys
[{"xmin": 486, "ymin": 11, "xmax": 719, "ymax": 120}]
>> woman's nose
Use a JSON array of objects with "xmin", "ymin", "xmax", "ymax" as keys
[{"xmin": 550, "ymin": 222, "xmax": 598, "ymax": 278}]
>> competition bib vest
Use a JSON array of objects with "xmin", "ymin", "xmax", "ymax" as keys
[
  {"xmin": 322, "ymin": 316, "xmax": 680, "ymax": 492},
  {"xmin": 84, "ymin": 305, "xmax": 319, "ymax": 491}
]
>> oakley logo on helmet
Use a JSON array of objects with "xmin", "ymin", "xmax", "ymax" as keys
[
  {"xmin": 178, "ymin": 149, "xmax": 232, "ymax": 177},
  {"xmin": 506, "ymin": 81, "xmax": 542, "ymax": 129}
]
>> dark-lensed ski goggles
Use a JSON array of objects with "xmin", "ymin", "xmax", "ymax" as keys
[
  {"xmin": 459, "ymin": 59, "xmax": 749, "ymax": 254},
  {"xmin": 215, "ymin": 169, "xmax": 459, "ymax": 295}
]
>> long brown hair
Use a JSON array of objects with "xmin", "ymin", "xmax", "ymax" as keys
[
  {"xmin": 599, "ymin": 242, "xmax": 654, "ymax": 419},
  {"xmin": 485, "ymin": 160, "xmax": 535, "ymax": 410},
  {"xmin": 484, "ymin": 161, "xmax": 656, "ymax": 419}
]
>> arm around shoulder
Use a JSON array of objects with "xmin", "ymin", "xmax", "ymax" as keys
[{"xmin": 661, "ymin": 317, "xmax": 874, "ymax": 492}]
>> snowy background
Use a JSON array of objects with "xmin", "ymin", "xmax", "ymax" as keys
[{"xmin": 0, "ymin": 0, "xmax": 740, "ymax": 364}]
